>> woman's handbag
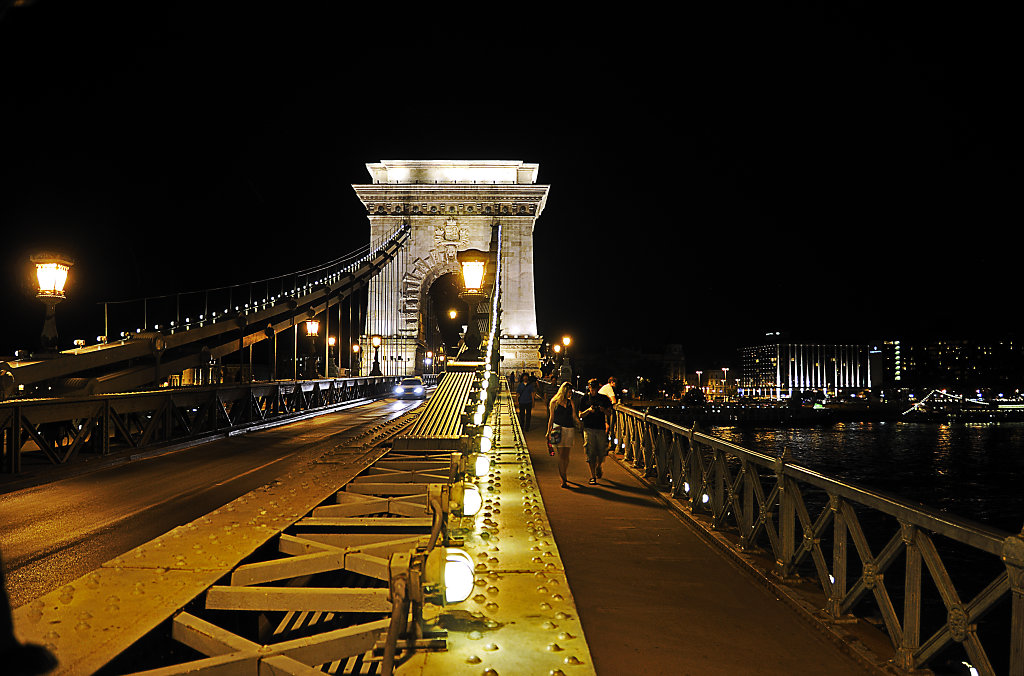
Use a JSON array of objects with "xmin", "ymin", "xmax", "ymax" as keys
[{"xmin": 548, "ymin": 426, "xmax": 562, "ymax": 445}]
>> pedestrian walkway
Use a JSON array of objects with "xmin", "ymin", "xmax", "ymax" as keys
[{"xmin": 520, "ymin": 422, "xmax": 875, "ymax": 676}]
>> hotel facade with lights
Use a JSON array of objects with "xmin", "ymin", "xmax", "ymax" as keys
[{"xmin": 740, "ymin": 342, "xmax": 878, "ymax": 400}]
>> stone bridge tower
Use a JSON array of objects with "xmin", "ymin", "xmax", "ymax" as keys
[{"xmin": 352, "ymin": 160, "xmax": 549, "ymax": 376}]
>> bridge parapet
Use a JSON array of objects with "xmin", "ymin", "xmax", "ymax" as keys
[
  {"xmin": 613, "ymin": 403, "xmax": 1022, "ymax": 675},
  {"xmin": 0, "ymin": 376, "xmax": 402, "ymax": 475}
]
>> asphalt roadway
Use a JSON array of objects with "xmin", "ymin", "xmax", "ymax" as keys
[
  {"xmin": 0, "ymin": 397, "xmax": 423, "ymax": 609},
  {"xmin": 519, "ymin": 419, "xmax": 876, "ymax": 676}
]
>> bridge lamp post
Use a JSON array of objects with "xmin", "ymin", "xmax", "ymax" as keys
[
  {"xmin": 304, "ymin": 318, "xmax": 320, "ymax": 378},
  {"xmin": 31, "ymin": 253, "xmax": 73, "ymax": 355},
  {"xmin": 370, "ymin": 334, "xmax": 383, "ymax": 376},
  {"xmin": 457, "ymin": 250, "xmax": 490, "ymax": 362},
  {"xmin": 351, "ymin": 343, "xmax": 360, "ymax": 376},
  {"xmin": 328, "ymin": 336, "xmax": 336, "ymax": 376}
]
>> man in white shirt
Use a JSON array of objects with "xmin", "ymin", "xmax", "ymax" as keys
[{"xmin": 598, "ymin": 377, "xmax": 618, "ymax": 405}]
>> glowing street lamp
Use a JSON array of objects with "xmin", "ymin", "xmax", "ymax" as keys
[
  {"xmin": 562, "ymin": 335, "xmax": 572, "ymax": 349},
  {"xmin": 351, "ymin": 343, "xmax": 360, "ymax": 375},
  {"xmin": 31, "ymin": 253, "xmax": 73, "ymax": 353},
  {"xmin": 370, "ymin": 334, "xmax": 383, "ymax": 376},
  {"xmin": 455, "ymin": 250, "xmax": 489, "ymax": 362},
  {"xmin": 457, "ymin": 250, "xmax": 488, "ymax": 293}
]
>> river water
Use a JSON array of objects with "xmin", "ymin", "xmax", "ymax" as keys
[{"xmin": 705, "ymin": 420, "xmax": 1024, "ymax": 534}]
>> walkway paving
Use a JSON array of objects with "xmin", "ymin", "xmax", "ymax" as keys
[{"xmin": 520, "ymin": 422, "xmax": 875, "ymax": 676}]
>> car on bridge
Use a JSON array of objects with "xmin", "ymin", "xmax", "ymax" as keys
[{"xmin": 393, "ymin": 377, "xmax": 426, "ymax": 399}]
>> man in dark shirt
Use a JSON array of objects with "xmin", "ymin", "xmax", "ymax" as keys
[
  {"xmin": 516, "ymin": 373, "xmax": 538, "ymax": 430},
  {"xmin": 579, "ymin": 378, "xmax": 614, "ymax": 484}
]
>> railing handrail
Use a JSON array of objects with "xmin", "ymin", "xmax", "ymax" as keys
[{"xmin": 617, "ymin": 404, "xmax": 1010, "ymax": 553}]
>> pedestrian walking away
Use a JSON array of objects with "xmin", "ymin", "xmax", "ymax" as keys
[
  {"xmin": 516, "ymin": 372, "xmax": 540, "ymax": 431},
  {"xmin": 546, "ymin": 381, "xmax": 579, "ymax": 488},
  {"xmin": 579, "ymin": 378, "xmax": 614, "ymax": 484}
]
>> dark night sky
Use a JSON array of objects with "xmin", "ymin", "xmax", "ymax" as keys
[{"xmin": 1, "ymin": 2, "xmax": 1021, "ymax": 369}]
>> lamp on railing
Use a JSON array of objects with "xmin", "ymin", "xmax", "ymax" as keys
[
  {"xmin": 351, "ymin": 343, "xmax": 360, "ymax": 376},
  {"xmin": 383, "ymin": 546, "xmax": 475, "ymax": 674},
  {"xmin": 31, "ymin": 252, "xmax": 73, "ymax": 355},
  {"xmin": 370, "ymin": 334, "xmax": 383, "ymax": 376}
]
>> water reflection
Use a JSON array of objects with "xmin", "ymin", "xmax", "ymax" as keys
[{"xmin": 708, "ymin": 421, "xmax": 1024, "ymax": 533}]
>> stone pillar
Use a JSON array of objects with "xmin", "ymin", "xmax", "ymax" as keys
[{"xmin": 352, "ymin": 161, "xmax": 549, "ymax": 376}]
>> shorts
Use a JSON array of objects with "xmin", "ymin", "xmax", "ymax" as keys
[
  {"xmin": 553, "ymin": 425, "xmax": 574, "ymax": 449},
  {"xmin": 583, "ymin": 428, "xmax": 609, "ymax": 463}
]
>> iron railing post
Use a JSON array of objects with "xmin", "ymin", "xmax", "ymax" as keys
[
  {"xmin": 739, "ymin": 461, "xmax": 753, "ymax": 546},
  {"xmin": 655, "ymin": 427, "xmax": 669, "ymax": 486},
  {"xmin": 898, "ymin": 522, "xmax": 922, "ymax": 670},
  {"xmin": 623, "ymin": 415, "xmax": 635, "ymax": 464},
  {"xmin": 828, "ymin": 495, "xmax": 848, "ymax": 619},
  {"xmin": 669, "ymin": 432, "xmax": 685, "ymax": 499},
  {"xmin": 1005, "ymin": 526, "xmax": 1024, "ymax": 676},
  {"xmin": 774, "ymin": 447, "xmax": 795, "ymax": 579}
]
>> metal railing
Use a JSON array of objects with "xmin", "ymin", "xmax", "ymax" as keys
[
  {"xmin": 98, "ymin": 224, "xmax": 408, "ymax": 340},
  {"xmin": 614, "ymin": 404, "xmax": 1024, "ymax": 675},
  {"xmin": 1, "ymin": 376, "xmax": 403, "ymax": 474}
]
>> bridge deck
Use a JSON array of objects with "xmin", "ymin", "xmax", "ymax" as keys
[
  {"xmin": 2, "ymin": 389, "xmax": 886, "ymax": 674},
  {"xmin": 518, "ymin": 422, "xmax": 876, "ymax": 675}
]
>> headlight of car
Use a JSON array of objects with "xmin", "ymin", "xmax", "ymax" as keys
[
  {"xmin": 394, "ymin": 386, "xmax": 404, "ymax": 395},
  {"xmin": 414, "ymin": 387, "xmax": 424, "ymax": 394}
]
